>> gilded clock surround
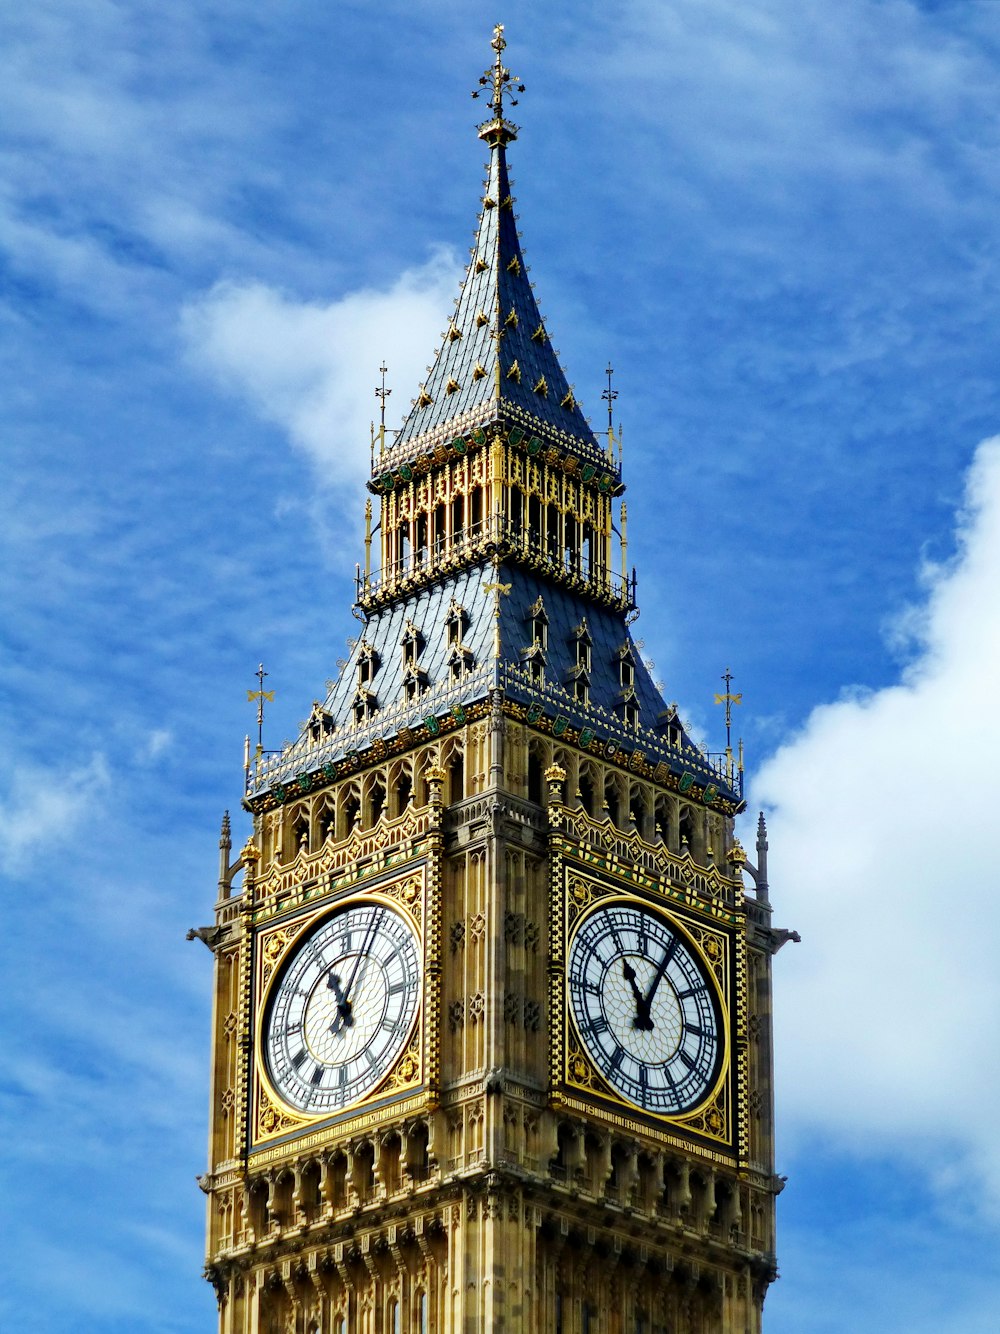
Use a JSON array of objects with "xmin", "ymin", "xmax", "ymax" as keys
[
  {"xmin": 194, "ymin": 27, "xmax": 796, "ymax": 1333},
  {"xmin": 253, "ymin": 880, "xmax": 427, "ymax": 1143}
]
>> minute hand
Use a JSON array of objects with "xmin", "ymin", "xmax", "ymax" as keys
[
  {"xmin": 341, "ymin": 908, "xmax": 384, "ymax": 1007},
  {"xmin": 639, "ymin": 938, "xmax": 679, "ymax": 1025}
]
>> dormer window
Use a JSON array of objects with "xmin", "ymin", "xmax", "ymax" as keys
[
  {"xmin": 528, "ymin": 596, "xmax": 548, "ymax": 650},
  {"xmin": 402, "ymin": 621, "xmax": 424, "ymax": 667},
  {"xmin": 657, "ymin": 704, "xmax": 682, "ymax": 748},
  {"xmin": 352, "ymin": 688, "xmax": 377, "ymax": 724},
  {"xmin": 566, "ymin": 620, "xmax": 591, "ymax": 706},
  {"xmin": 307, "ymin": 701, "xmax": 334, "ymax": 743},
  {"xmin": 445, "ymin": 601, "xmax": 467, "ymax": 647},
  {"xmin": 618, "ymin": 643, "xmax": 636, "ymax": 689},
  {"xmin": 572, "ymin": 618, "xmax": 592, "ymax": 673},
  {"xmin": 402, "ymin": 662, "xmax": 428, "ymax": 702},
  {"xmin": 448, "ymin": 644, "xmax": 474, "ymax": 681},
  {"xmin": 357, "ymin": 641, "xmax": 380, "ymax": 688},
  {"xmin": 623, "ymin": 699, "xmax": 640, "ymax": 730}
]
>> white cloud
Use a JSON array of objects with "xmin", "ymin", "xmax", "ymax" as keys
[
  {"xmin": 753, "ymin": 435, "xmax": 1000, "ymax": 1212},
  {"xmin": 181, "ymin": 250, "xmax": 462, "ymax": 490},
  {"xmin": 0, "ymin": 752, "xmax": 110, "ymax": 874}
]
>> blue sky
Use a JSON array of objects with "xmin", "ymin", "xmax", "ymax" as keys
[{"xmin": 2, "ymin": 1, "xmax": 999, "ymax": 1329}]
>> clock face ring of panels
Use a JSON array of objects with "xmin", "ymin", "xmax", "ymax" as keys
[
  {"xmin": 567, "ymin": 897, "xmax": 724, "ymax": 1117},
  {"xmin": 262, "ymin": 899, "xmax": 421, "ymax": 1117}
]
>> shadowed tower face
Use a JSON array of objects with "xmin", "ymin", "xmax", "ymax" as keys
[{"xmin": 198, "ymin": 25, "xmax": 792, "ymax": 1334}]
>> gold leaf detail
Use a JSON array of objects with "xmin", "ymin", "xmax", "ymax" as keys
[
  {"xmin": 533, "ymin": 375, "xmax": 548, "ymax": 397},
  {"xmin": 475, "ymin": 258, "xmax": 488, "ymax": 274},
  {"xmin": 447, "ymin": 323, "xmax": 462, "ymax": 342},
  {"xmin": 506, "ymin": 360, "xmax": 521, "ymax": 383},
  {"xmin": 472, "ymin": 363, "xmax": 487, "ymax": 381},
  {"xmin": 445, "ymin": 377, "xmax": 461, "ymax": 395},
  {"xmin": 530, "ymin": 323, "xmax": 547, "ymax": 344},
  {"xmin": 507, "ymin": 256, "xmax": 521, "ymax": 275}
]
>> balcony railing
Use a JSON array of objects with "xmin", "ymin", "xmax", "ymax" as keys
[{"xmin": 356, "ymin": 513, "xmax": 636, "ymax": 609}]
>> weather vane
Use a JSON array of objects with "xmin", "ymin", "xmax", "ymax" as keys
[
  {"xmin": 471, "ymin": 23, "xmax": 525, "ymax": 120},
  {"xmin": 483, "ymin": 561, "xmax": 512, "ymax": 658},
  {"xmin": 714, "ymin": 667, "xmax": 743, "ymax": 754},
  {"xmin": 247, "ymin": 663, "xmax": 274, "ymax": 757}
]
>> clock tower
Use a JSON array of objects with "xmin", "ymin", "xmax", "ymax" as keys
[{"xmin": 195, "ymin": 27, "xmax": 796, "ymax": 1333}]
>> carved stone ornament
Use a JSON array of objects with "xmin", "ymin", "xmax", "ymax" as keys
[{"xmin": 257, "ymin": 1085, "xmax": 307, "ymax": 1139}]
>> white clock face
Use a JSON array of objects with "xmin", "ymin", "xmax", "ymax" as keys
[
  {"xmin": 568, "ymin": 901, "xmax": 721, "ymax": 1116},
  {"xmin": 264, "ymin": 901, "xmax": 420, "ymax": 1115}
]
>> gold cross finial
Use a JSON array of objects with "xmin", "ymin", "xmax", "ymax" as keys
[{"xmin": 472, "ymin": 23, "xmax": 525, "ymax": 128}]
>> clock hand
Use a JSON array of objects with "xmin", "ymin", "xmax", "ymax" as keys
[
  {"xmin": 331, "ymin": 906, "xmax": 385, "ymax": 1030},
  {"xmin": 640, "ymin": 938, "xmax": 679, "ymax": 1027},
  {"xmin": 622, "ymin": 959, "xmax": 654, "ymax": 1031},
  {"xmin": 326, "ymin": 969, "xmax": 355, "ymax": 1033}
]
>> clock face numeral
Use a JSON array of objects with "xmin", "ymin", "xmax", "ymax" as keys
[
  {"xmin": 263, "ymin": 901, "xmax": 421, "ymax": 1115},
  {"xmin": 567, "ymin": 902, "xmax": 722, "ymax": 1116}
]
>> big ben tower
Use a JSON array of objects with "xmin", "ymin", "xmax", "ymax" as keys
[{"xmin": 196, "ymin": 26, "xmax": 795, "ymax": 1334}]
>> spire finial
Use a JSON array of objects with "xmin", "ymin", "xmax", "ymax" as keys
[
  {"xmin": 714, "ymin": 667, "xmax": 743, "ymax": 782},
  {"xmin": 473, "ymin": 23, "xmax": 525, "ymax": 146},
  {"xmin": 602, "ymin": 363, "xmax": 618, "ymax": 435},
  {"xmin": 375, "ymin": 361, "xmax": 390, "ymax": 459}
]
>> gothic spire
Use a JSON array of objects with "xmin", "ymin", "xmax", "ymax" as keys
[{"xmin": 391, "ymin": 26, "xmax": 603, "ymax": 462}]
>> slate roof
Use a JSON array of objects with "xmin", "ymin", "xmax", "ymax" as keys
[
  {"xmin": 391, "ymin": 134, "xmax": 606, "ymax": 464},
  {"xmin": 254, "ymin": 560, "xmax": 737, "ymax": 803},
  {"xmin": 248, "ymin": 119, "xmax": 737, "ymax": 807}
]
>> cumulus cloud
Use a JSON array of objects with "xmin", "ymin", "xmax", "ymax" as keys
[
  {"xmin": 0, "ymin": 752, "xmax": 110, "ymax": 875},
  {"xmin": 181, "ymin": 249, "xmax": 462, "ymax": 489},
  {"xmin": 753, "ymin": 436, "xmax": 1000, "ymax": 1211}
]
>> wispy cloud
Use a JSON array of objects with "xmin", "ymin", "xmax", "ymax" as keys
[
  {"xmin": 0, "ymin": 753, "xmax": 110, "ymax": 874},
  {"xmin": 753, "ymin": 434, "xmax": 1000, "ymax": 1212},
  {"xmin": 181, "ymin": 249, "xmax": 462, "ymax": 490}
]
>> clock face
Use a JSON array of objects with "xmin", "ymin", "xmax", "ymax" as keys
[
  {"xmin": 264, "ymin": 901, "xmax": 420, "ymax": 1115},
  {"xmin": 568, "ymin": 901, "xmax": 721, "ymax": 1116}
]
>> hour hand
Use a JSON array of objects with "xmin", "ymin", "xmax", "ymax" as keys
[
  {"xmin": 622, "ymin": 959, "xmax": 653, "ymax": 1030},
  {"xmin": 326, "ymin": 970, "xmax": 354, "ymax": 1031}
]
